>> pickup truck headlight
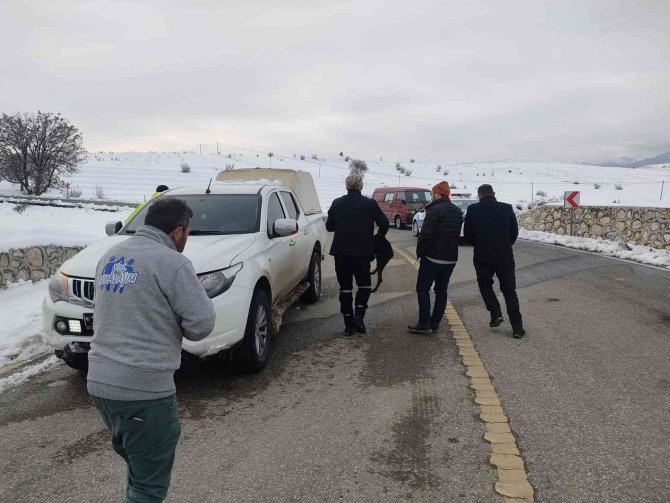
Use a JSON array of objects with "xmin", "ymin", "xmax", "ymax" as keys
[
  {"xmin": 198, "ymin": 263, "xmax": 243, "ymax": 298},
  {"xmin": 48, "ymin": 271, "xmax": 69, "ymax": 302}
]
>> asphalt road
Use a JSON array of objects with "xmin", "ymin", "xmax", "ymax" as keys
[{"xmin": 0, "ymin": 230, "xmax": 668, "ymax": 502}]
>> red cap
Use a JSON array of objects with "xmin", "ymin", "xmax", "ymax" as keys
[{"xmin": 432, "ymin": 181, "xmax": 451, "ymax": 196}]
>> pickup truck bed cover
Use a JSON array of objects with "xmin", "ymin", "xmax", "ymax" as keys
[{"xmin": 216, "ymin": 168, "xmax": 322, "ymax": 215}]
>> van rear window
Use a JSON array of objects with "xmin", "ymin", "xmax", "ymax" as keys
[{"xmin": 406, "ymin": 191, "xmax": 432, "ymax": 203}]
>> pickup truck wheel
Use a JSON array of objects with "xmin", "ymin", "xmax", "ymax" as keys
[
  {"xmin": 301, "ymin": 251, "xmax": 321, "ymax": 303},
  {"xmin": 237, "ymin": 289, "xmax": 271, "ymax": 373},
  {"xmin": 394, "ymin": 216, "xmax": 403, "ymax": 230},
  {"xmin": 412, "ymin": 221, "xmax": 419, "ymax": 237}
]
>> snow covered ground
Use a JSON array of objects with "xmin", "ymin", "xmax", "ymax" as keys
[
  {"xmin": 519, "ymin": 229, "xmax": 670, "ymax": 269},
  {"xmin": 0, "ymin": 151, "xmax": 668, "ymax": 375},
  {"xmin": 0, "ymin": 203, "xmax": 131, "ymax": 251},
  {"xmin": 1, "ymin": 151, "xmax": 668, "ymax": 212},
  {"xmin": 0, "ymin": 281, "xmax": 51, "ymax": 368}
]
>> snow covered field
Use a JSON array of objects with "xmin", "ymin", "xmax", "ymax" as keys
[
  {"xmin": 0, "ymin": 203, "xmax": 131, "ymax": 251},
  {"xmin": 0, "ymin": 151, "xmax": 668, "ymax": 378},
  {"xmin": 1, "ymin": 151, "xmax": 668, "ymax": 212}
]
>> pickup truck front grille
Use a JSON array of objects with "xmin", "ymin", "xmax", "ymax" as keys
[{"xmin": 69, "ymin": 278, "xmax": 95, "ymax": 306}]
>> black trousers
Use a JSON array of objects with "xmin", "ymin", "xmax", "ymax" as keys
[
  {"xmin": 475, "ymin": 261, "xmax": 523, "ymax": 327},
  {"xmin": 334, "ymin": 255, "xmax": 372, "ymax": 315},
  {"xmin": 416, "ymin": 258, "xmax": 456, "ymax": 328}
]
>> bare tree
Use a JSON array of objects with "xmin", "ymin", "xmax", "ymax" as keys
[
  {"xmin": 0, "ymin": 113, "xmax": 31, "ymax": 193},
  {"xmin": 0, "ymin": 112, "xmax": 85, "ymax": 195},
  {"xmin": 349, "ymin": 159, "xmax": 367, "ymax": 174}
]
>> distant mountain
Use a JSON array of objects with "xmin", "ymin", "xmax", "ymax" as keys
[{"xmin": 591, "ymin": 151, "xmax": 670, "ymax": 168}]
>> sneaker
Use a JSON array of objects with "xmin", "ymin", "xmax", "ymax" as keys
[
  {"xmin": 489, "ymin": 313, "xmax": 504, "ymax": 328},
  {"xmin": 430, "ymin": 325, "xmax": 440, "ymax": 334},
  {"xmin": 408, "ymin": 324, "xmax": 431, "ymax": 334},
  {"xmin": 512, "ymin": 326, "xmax": 526, "ymax": 338}
]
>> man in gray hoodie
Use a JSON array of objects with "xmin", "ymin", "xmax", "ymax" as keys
[{"xmin": 88, "ymin": 198, "xmax": 215, "ymax": 503}]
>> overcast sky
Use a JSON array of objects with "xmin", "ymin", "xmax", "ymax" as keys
[{"xmin": 1, "ymin": 0, "xmax": 668, "ymax": 164}]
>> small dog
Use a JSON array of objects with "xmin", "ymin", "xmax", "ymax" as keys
[{"xmin": 370, "ymin": 234, "xmax": 394, "ymax": 293}]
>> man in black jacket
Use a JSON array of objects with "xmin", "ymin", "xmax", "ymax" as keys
[
  {"xmin": 464, "ymin": 184, "xmax": 525, "ymax": 338},
  {"xmin": 326, "ymin": 173, "xmax": 389, "ymax": 335},
  {"xmin": 409, "ymin": 181, "xmax": 463, "ymax": 334}
]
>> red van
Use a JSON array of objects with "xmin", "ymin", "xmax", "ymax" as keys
[{"xmin": 372, "ymin": 187, "xmax": 432, "ymax": 229}]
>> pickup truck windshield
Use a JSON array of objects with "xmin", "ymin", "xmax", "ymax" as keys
[{"xmin": 122, "ymin": 194, "xmax": 260, "ymax": 235}]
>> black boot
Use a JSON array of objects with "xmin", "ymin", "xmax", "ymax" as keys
[
  {"xmin": 512, "ymin": 326, "xmax": 526, "ymax": 338},
  {"xmin": 354, "ymin": 307, "xmax": 366, "ymax": 334},
  {"xmin": 489, "ymin": 311, "xmax": 504, "ymax": 328},
  {"xmin": 408, "ymin": 324, "xmax": 431, "ymax": 334},
  {"xmin": 343, "ymin": 314, "xmax": 355, "ymax": 336}
]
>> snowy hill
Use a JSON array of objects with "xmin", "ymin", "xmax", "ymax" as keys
[
  {"xmin": 1, "ymin": 151, "xmax": 667, "ymax": 211},
  {"xmin": 591, "ymin": 150, "xmax": 670, "ymax": 169}
]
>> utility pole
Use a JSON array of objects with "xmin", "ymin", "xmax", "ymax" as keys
[
  {"xmin": 661, "ymin": 180, "xmax": 665, "ymax": 201},
  {"xmin": 531, "ymin": 182, "xmax": 534, "ymax": 201},
  {"xmin": 199, "ymin": 144, "xmax": 202, "ymax": 155}
]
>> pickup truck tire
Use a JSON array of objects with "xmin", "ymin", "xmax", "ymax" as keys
[
  {"xmin": 394, "ymin": 215, "xmax": 403, "ymax": 230},
  {"xmin": 412, "ymin": 221, "xmax": 419, "ymax": 237},
  {"xmin": 237, "ymin": 288, "xmax": 272, "ymax": 373},
  {"xmin": 301, "ymin": 251, "xmax": 322, "ymax": 303}
]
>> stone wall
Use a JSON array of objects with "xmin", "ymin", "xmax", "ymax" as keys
[
  {"xmin": 0, "ymin": 246, "xmax": 83, "ymax": 289},
  {"xmin": 517, "ymin": 206, "xmax": 670, "ymax": 250}
]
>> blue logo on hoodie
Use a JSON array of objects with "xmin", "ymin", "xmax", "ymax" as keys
[{"xmin": 99, "ymin": 256, "xmax": 139, "ymax": 293}]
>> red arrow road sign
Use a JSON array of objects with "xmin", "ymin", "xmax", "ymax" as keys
[{"xmin": 564, "ymin": 191, "xmax": 580, "ymax": 208}]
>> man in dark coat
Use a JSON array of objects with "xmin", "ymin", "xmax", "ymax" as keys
[
  {"xmin": 464, "ymin": 184, "xmax": 525, "ymax": 338},
  {"xmin": 326, "ymin": 173, "xmax": 389, "ymax": 335},
  {"xmin": 409, "ymin": 181, "xmax": 463, "ymax": 334}
]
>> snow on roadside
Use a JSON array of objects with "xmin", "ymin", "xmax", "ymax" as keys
[
  {"xmin": 0, "ymin": 202, "xmax": 131, "ymax": 252},
  {"xmin": 519, "ymin": 229, "xmax": 670, "ymax": 269},
  {"xmin": 0, "ymin": 356, "xmax": 62, "ymax": 395},
  {"xmin": 0, "ymin": 280, "xmax": 52, "ymax": 368}
]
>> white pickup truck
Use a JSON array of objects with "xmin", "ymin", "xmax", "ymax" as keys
[{"xmin": 42, "ymin": 168, "xmax": 327, "ymax": 372}]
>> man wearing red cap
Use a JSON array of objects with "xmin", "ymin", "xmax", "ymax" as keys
[{"xmin": 409, "ymin": 181, "xmax": 463, "ymax": 334}]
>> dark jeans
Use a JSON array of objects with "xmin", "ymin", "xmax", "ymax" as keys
[
  {"xmin": 334, "ymin": 255, "xmax": 372, "ymax": 315},
  {"xmin": 475, "ymin": 262, "xmax": 523, "ymax": 327},
  {"xmin": 416, "ymin": 258, "xmax": 456, "ymax": 328},
  {"xmin": 91, "ymin": 394, "xmax": 182, "ymax": 503}
]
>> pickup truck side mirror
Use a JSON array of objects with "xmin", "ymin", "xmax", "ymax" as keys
[
  {"xmin": 105, "ymin": 221, "xmax": 123, "ymax": 236},
  {"xmin": 273, "ymin": 218, "xmax": 298, "ymax": 238}
]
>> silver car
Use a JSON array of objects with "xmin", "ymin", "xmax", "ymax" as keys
[{"xmin": 412, "ymin": 198, "xmax": 478, "ymax": 237}]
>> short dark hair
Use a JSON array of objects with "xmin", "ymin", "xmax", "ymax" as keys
[
  {"xmin": 155, "ymin": 185, "xmax": 169, "ymax": 192},
  {"xmin": 477, "ymin": 184, "xmax": 494, "ymax": 196},
  {"xmin": 145, "ymin": 198, "xmax": 193, "ymax": 234}
]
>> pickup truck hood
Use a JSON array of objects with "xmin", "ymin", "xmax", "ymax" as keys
[{"xmin": 59, "ymin": 233, "xmax": 257, "ymax": 278}]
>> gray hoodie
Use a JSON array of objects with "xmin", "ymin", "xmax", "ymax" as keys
[{"xmin": 87, "ymin": 225, "xmax": 216, "ymax": 400}]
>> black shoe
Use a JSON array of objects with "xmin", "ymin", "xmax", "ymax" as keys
[
  {"xmin": 512, "ymin": 326, "xmax": 526, "ymax": 338},
  {"xmin": 489, "ymin": 313, "xmax": 504, "ymax": 328},
  {"xmin": 343, "ymin": 315, "xmax": 355, "ymax": 336},
  {"xmin": 354, "ymin": 307, "xmax": 367, "ymax": 334},
  {"xmin": 408, "ymin": 324, "xmax": 431, "ymax": 334},
  {"xmin": 430, "ymin": 324, "xmax": 440, "ymax": 334}
]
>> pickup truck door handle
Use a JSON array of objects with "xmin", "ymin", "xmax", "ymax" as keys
[{"xmin": 289, "ymin": 240, "xmax": 296, "ymax": 247}]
